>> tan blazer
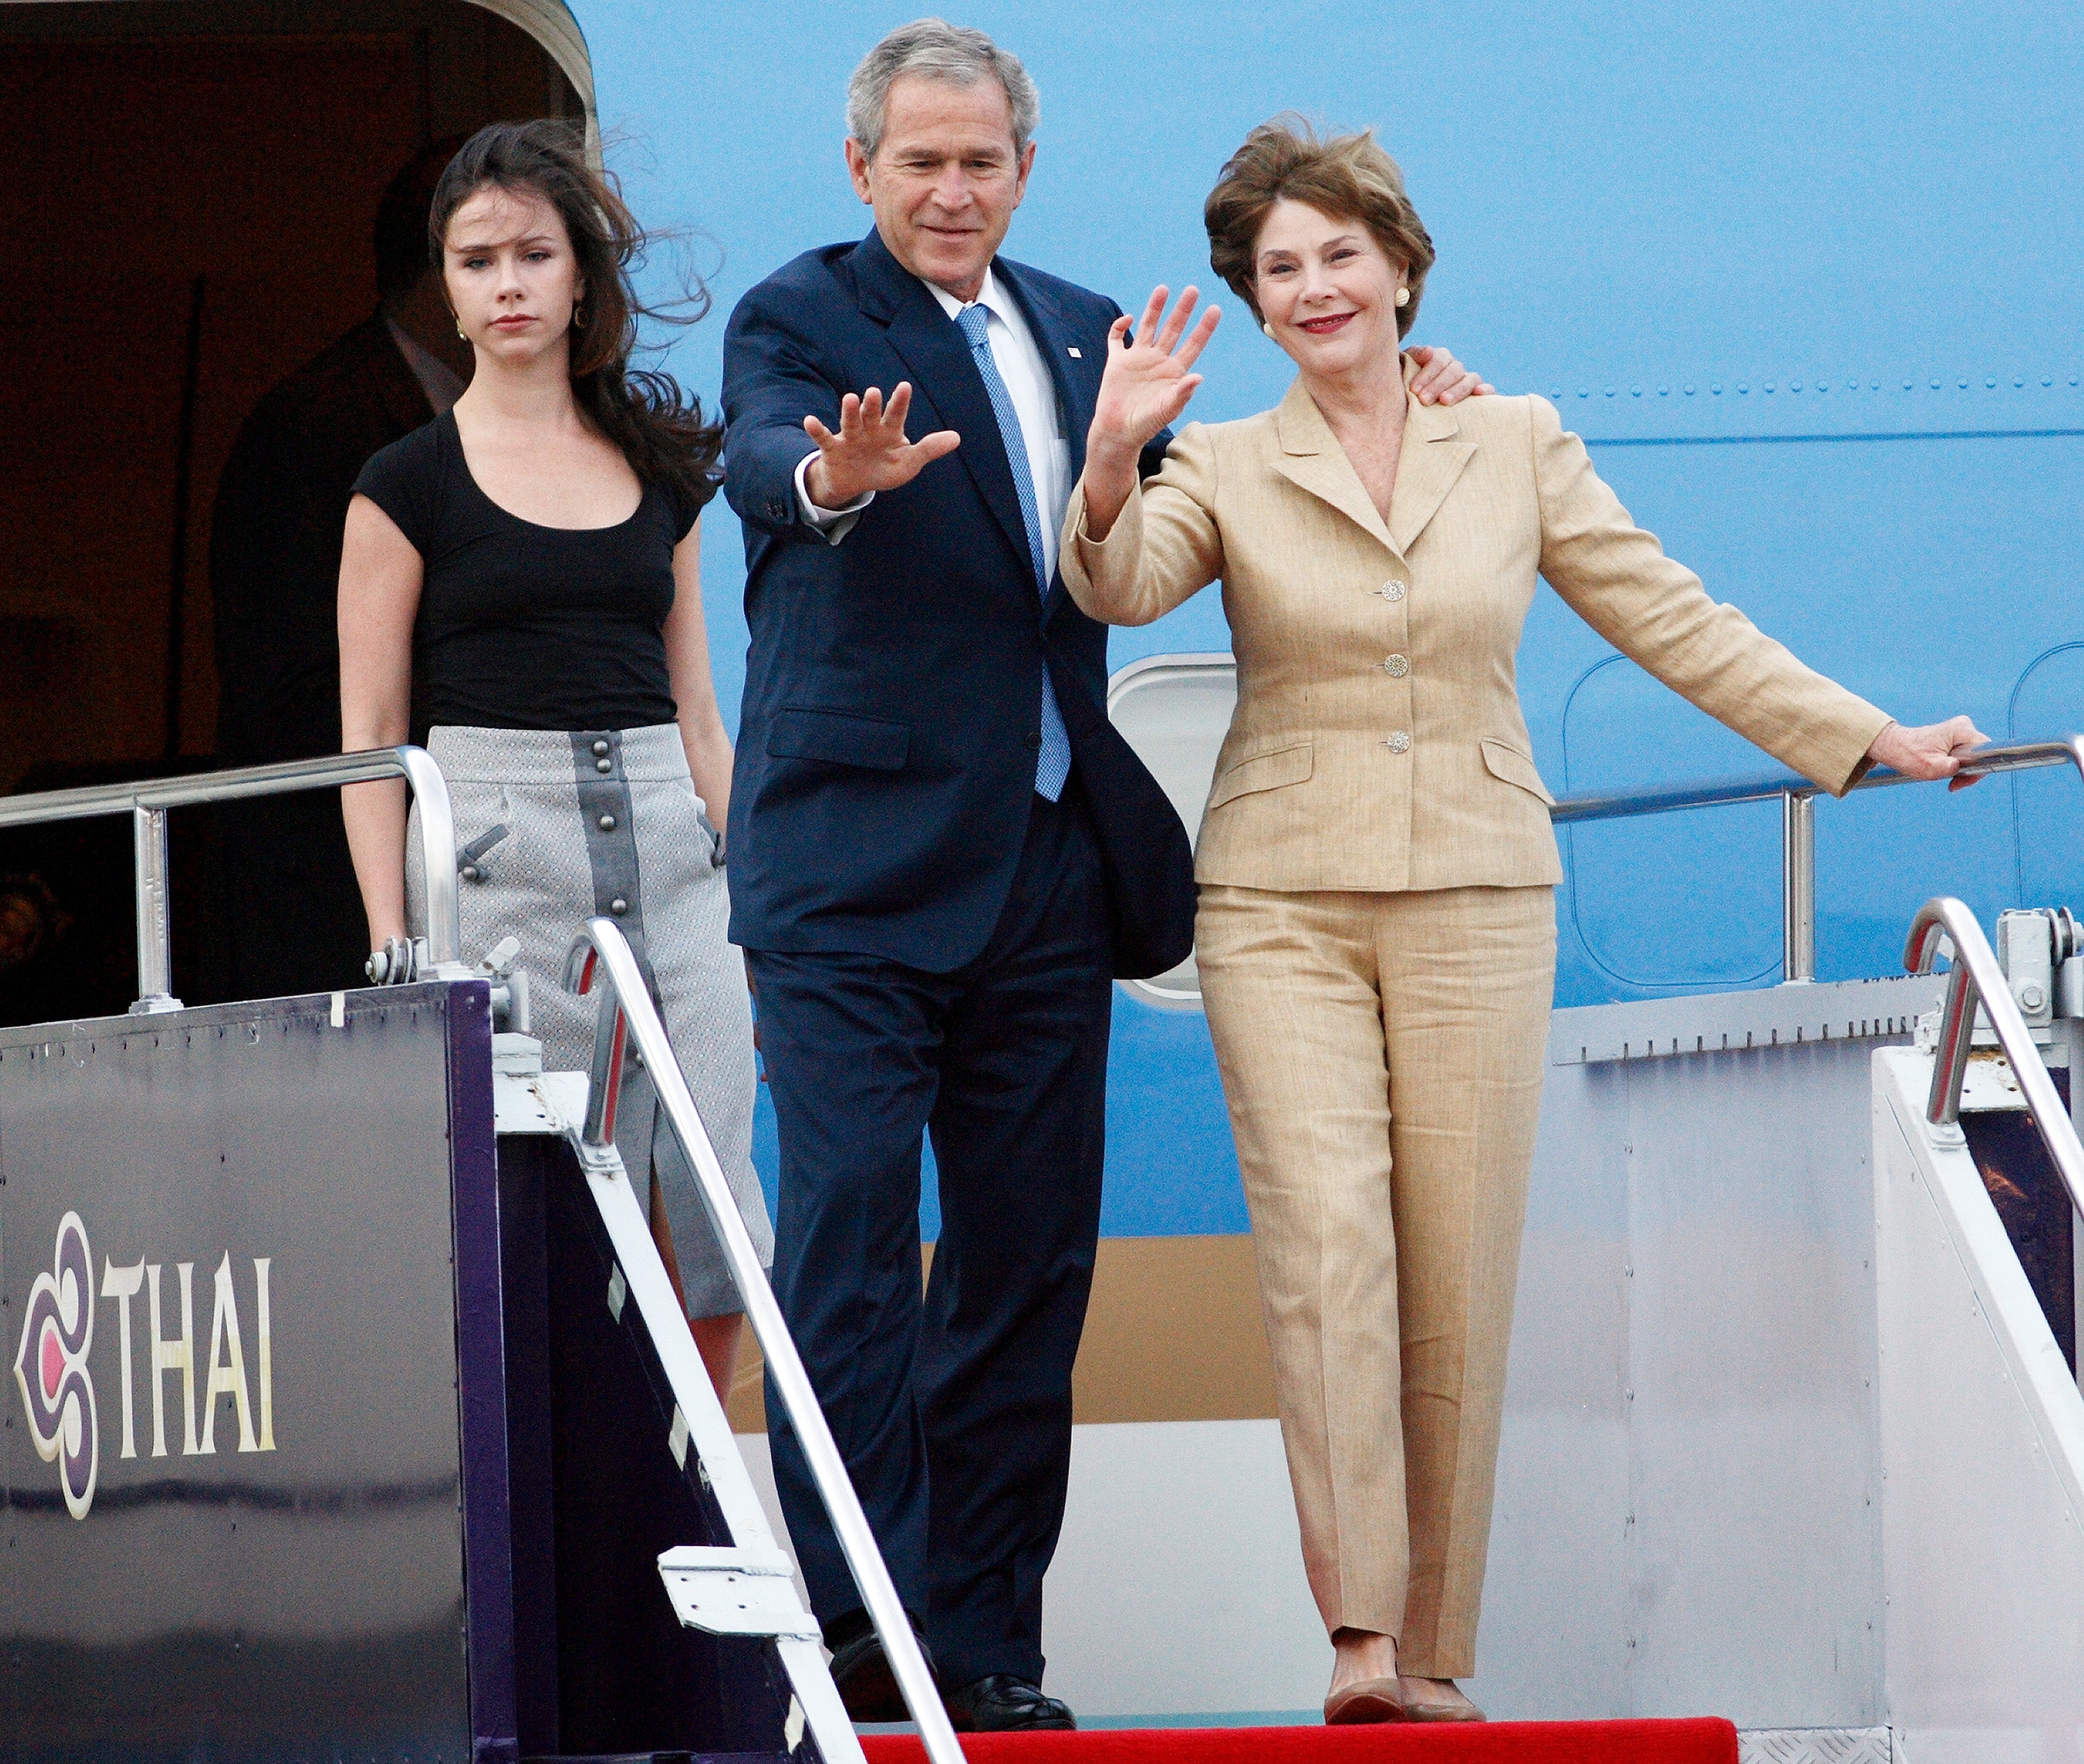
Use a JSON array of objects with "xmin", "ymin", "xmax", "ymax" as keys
[{"xmin": 1061, "ymin": 363, "xmax": 1892, "ymax": 893}]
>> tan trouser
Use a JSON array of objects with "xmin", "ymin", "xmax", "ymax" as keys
[{"xmin": 1196, "ymin": 883, "xmax": 1555, "ymax": 1680}]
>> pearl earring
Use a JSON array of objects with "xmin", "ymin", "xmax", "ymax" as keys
[
  {"xmin": 1262, "ymin": 321, "xmax": 1275, "ymax": 338},
  {"xmin": 1395, "ymin": 287, "xmax": 1410, "ymax": 308}
]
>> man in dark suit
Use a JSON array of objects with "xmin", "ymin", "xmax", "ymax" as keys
[
  {"xmin": 210, "ymin": 140, "xmax": 467, "ymax": 1000},
  {"xmin": 722, "ymin": 20, "xmax": 1480, "ymax": 1731}
]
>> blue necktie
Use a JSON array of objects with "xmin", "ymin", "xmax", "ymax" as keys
[{"xmin": 957, "ymin": 301, "xmax": 1071, "ymax": 802}]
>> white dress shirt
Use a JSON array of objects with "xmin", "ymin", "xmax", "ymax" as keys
[{"xmin": 797, "ymin": 264, "xmax": 1071, "ymax": 571}]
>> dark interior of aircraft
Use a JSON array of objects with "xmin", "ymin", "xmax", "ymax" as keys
[{"xmin": 0, "ymin": 0, "xmax": 579, "ymax": 1025}]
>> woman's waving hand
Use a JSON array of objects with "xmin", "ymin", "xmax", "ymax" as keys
[{"xmin": 1082, "ymin": 285, "xmax": 1221, "ymax": 538}]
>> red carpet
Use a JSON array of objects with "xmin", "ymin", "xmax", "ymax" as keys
[{"xmin": 863, "ymin": 1719, "xmax": 1737, "ymax": 1762}]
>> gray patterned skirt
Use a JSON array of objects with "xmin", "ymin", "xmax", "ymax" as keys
[{"xmin": 406, "ymin": 722, "xmax": 772, "ymax": 1317}]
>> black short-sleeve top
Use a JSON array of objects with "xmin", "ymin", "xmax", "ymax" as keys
[{"xmin": 351, "ymin": 413, "xmax": 713, "ymax": 734}]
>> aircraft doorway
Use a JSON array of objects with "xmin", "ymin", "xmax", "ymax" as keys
[{"xmin": 0, "ymin": 0, "xmax": 586, "ymax": 1023}]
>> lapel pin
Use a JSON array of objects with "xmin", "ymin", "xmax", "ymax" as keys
[{"xmin": 1068, "ymin": 347, "xmax": 1082, "ymax": 358}]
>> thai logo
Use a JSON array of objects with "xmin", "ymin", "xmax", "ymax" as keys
[
  {"xmin": 12, "ymin": 1212, "xmax": 98, "ymax": 1520},
  {"xmin": 12, "ymin": 1213, "xmax": 278, "ymax": 1521}
]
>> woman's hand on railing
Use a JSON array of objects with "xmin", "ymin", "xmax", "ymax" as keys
[
  {"xmin": 365, "ymin": 935, "xmax": 431, "ymax": 985},
  {"xmin": 1867, "ymin": 715, "xmax": 1992, "ymax": 790}
]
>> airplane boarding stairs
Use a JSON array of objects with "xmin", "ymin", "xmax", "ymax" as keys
[
  {"xmin": 0, "ymin": 927, "xmax": 1741, "ymax": 1764},
  {"xmin": 0, "ymin": 946, "xmax": 875, "ymax": 1764},
  {"xmin": 5, "ymin": 746, "xmax": 2084, "ymax": 1763},
  {"xmin": 0, "ymin": 740, "xmax": 1740, "ymax": 1764},
  {"xmin": 1394, "ymin": 901, "xmax": 2084, "ymax": 1763}
]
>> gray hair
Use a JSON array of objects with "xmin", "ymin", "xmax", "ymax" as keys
[{"xmin": 846, "ymin": 18, "xmax": 1040, "ymax": 158}]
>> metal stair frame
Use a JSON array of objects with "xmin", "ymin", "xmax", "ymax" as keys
[{"xmin": 563, "ymin": 919, "xmax": 964, "ymax": 1764}]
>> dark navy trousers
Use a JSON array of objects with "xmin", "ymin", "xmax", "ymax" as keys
[{"xmin": 747, "ymin": 784, "xmax": 1112, "ymax": 1690}]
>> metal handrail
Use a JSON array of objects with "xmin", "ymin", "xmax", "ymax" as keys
[
  {"xmin": 1550, "ymin": 734, "xmax": 2084, "ymax": 983},
  {"xmin": 1903, "ymin": 897, "xmax": 2084, "ymax": 1216},
  {"xmin": 0, "ymin": 746, "xmax": 461, "ymax": 1013},
  {"xmin": 1547, "ymin": 734, "xmax": 2084, "ymax": 824},
  {"xmin": 564, "ymin": 919, "xmax": 965, "ymax": 1764}
]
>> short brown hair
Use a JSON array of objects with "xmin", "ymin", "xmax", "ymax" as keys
[{"xmin": 1205, "ymin": 116, "xmax": 1435, "ymax": 338}]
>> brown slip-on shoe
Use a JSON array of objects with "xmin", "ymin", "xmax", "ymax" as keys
[
  {"xmin": 1399, "ymin": 1676, "xmax": 1486, "ymax": 1721},
  {"xmin": 1323, "ymin": 1676, "xmax": 1406, "ymax": 1724}
]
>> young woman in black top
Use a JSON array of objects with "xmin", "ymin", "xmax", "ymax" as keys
[{"xmin": 340, "ymin": 122, "xmax": 770, "ymax": 1399}]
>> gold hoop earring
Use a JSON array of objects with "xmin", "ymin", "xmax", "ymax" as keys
[{"xmin": 572, "ymin": 304, "xmax": 586, "ymax": 331}]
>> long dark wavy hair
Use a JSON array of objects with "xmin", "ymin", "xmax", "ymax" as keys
[{"xmin": 429, "ymin": 121, "xmax": 723, "ymax": 504}]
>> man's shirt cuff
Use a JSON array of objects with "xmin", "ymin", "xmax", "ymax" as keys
[{"xmin": 795, "ymin": 451, "xmax": 873, "ymax": 544}]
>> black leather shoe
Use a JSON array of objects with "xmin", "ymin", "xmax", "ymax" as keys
[
  {"xmin": 944, "ymin": 1674, "xmax": 1077, "ymax": 1731},
  {"xmin": 824, "ymin": 1608, "xmax": 935, "ymax": 1724}
]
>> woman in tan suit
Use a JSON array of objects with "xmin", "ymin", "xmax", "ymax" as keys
[{"xmin": 1061, "ymin": 118, "xmax": 1984, "ymax": 1724}]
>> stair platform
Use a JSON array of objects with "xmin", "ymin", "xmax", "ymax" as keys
[{"xmin": 862, "ymin": 1718, "xmax": 1737, "ymax": 1761}]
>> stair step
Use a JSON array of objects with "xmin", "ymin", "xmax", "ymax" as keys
[
  {"xmin": 521, "ymin": 1751, "xmax": 790, "ymax": 1762},
  {"xmin": 1738, "ymin": 1735, "xmax": 1892, "ymax": 1764},
  {"xmin": 863, "ymin": 1717, "xmax": 1737, "ymax": 1761}
]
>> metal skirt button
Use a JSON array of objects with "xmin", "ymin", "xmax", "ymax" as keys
[
  {"xmin": 591, "ymin": 738, "xmax": 611, "ymax": 757},
  {"xmin": 598, "ymin": 814, "xmax": 617, "ymax": 832},
  {"xmin": 609, "ymin": 897, "xmax": 629, "ymax": 915}
]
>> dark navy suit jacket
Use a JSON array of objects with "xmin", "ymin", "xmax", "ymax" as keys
[{"xmin": 721, "ymin": 228, "xmax": 1196, "ymax": 977}]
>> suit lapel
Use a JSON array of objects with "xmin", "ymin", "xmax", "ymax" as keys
[
  {"xmin": 1270, "ymin": 368, "xmax": 1477, "ymax": 559},
  {"xmin": 847, "ymin": 229, "xmax": 1034, "ymax": 582},
  {"xmin": 1389, "ymin": 395, "xmax": 1478, "ymax": 556},
  {"xmin": 998, "ymin": 259, "xmax": 1089, "ymax": 474},
  {"xmin": 997, "ymin": 258, "xmax": 1096, "ymax": 622},
  {"xmin": 1271, "ymin": 380, "xmax": 1395, "ymax": 551}
]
